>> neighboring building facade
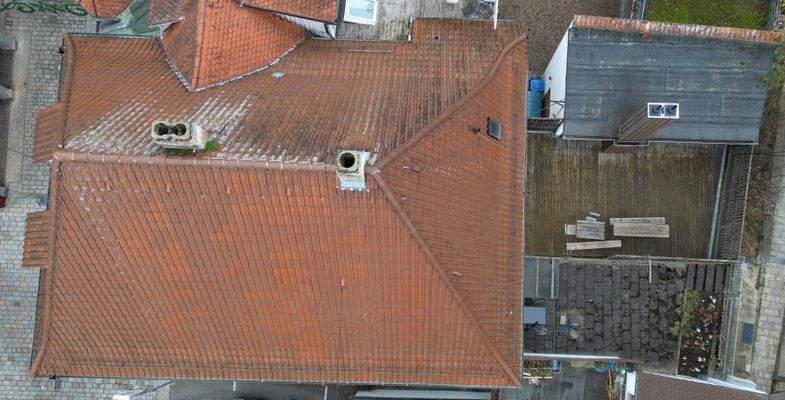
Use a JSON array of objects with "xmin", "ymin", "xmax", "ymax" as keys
[{"xmin": 541, "ymin": 15, "xmax": 781, "ymax": 145}]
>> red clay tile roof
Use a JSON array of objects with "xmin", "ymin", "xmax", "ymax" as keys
[
  {"xmin": 239, "ymin": 0, "xmax": 337, "ymax": 22},
  {"xmin": 22, "ymin": 211, "xmax": 53, "ymax": 269},
  {"xmin": 52, "ymin": 20, "xmax": 522, "ymax": 163},
  {"xmin": 78, "ymin": 0, "xmax": 131, "ymax": 18},
  {"xmin": 33, "ymin": 103, "xmax": 64, "ymax": 162},
  {"xmin": 161, "ymin": 0, "xmax": 304, "ymax": 91},
  {"xmin": 573, "ymin": 15, "xmax": 784, "ymax": 44},
  {"xmin": 637, "ymin": 373, "xmax": 765, "ymax": 400},
  {"xmin": 148, "ymin": 0, "xmax": 183, "ymax": 25},
  {"xmin": 28, "ymin": 18, "xmax": 526, "ymax": 386}
]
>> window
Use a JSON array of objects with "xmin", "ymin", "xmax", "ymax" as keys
[{"xmin": 344, "ymin": 0, "xmax": 377, "ymax": 25}]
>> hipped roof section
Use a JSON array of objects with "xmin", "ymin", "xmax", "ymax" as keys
[
  {"xmin": 27, "ymin": 18, "xmax": 527, "ymax": 387},
  {"xmin": 159, "ymin": 0, "xmax": 304, "ymax": 91}
]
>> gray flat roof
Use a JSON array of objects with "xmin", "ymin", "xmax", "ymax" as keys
[{"xmin": 563, "ymin": 28, "xmax": 776, "ymax": 143}]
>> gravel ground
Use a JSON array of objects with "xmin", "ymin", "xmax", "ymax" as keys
[{"xmin": 499, "ymin": 0, "xmax": 622, "ymax": 73}]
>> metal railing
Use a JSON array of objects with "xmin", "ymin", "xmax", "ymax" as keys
[{"xmin": 770, "ymin": 0, "xmax": 782, "ymax": 30}]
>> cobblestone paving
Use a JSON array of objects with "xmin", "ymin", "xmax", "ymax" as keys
[{"xmin": 1, "ymin": 5, "xmax": 169, "ymax": 399}]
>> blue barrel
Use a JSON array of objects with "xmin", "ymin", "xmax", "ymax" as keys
[
  {"xmin": 528, "ymin": 79, "xmax": 545, "ymax": 93},
  {"xmin": 527, "ymin": 90, "xmax": 543, "ymax": 117}
]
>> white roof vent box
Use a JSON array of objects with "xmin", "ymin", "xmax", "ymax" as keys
[
  {"xmin": 151, "ymin": 120, "xmax": 208, "ymax": 150},
  {"xmin": 336, "ymin": 150, "xmax": 368, "ymax": 191},
  {"xmin": 647, "ymin": 102, "xmax": 679, "ymax": 119}
]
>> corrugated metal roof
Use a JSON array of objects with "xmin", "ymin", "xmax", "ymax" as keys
[{"xmin": 562, "ymin": 18, "xmax": 778, "ymax": 143}]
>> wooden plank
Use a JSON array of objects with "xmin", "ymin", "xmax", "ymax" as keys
[
  {"xmin": 564, "ymin": 224, "xmax": 576, "ymax": 235},
  {"xmin": 566, "ymin": 240, "xmax": 622, "ymax": 251},
  {"xmin": 714, "ymin": 265, "xmax": 726, "ymax": 293},
  {"xmin": 686, "ymin": 265, "xmax": 696, "ymax": 290},
  {"xmin": 589, "ymin": 212, "xmax": 601, "ymax": 218},
  {"xmin": 585, "ymin": 216, "xmax": 597, "ymax": 222},
  {"xmin": 609, "ymin": 217, "xmax": 666, "ymax": 225},
  {"xmin": 703, "ymin": 265, "xmax": 716, "ymax": 292},
  {"xmin": 613, "ymin": 223, "xmax": 670, "ymax": 238},
  {"xmin": 576, "ymin": 221, "xmax": 605, "ymax": 240},
  {"xmin": 695, "ymin": 265, "xmax": 706, "ymax": 291}
]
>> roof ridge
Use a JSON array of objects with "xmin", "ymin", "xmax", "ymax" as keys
[
  {"xmin": 572, "ymin": 15, "xmax": 783, "ymax": 44},
  {"xmin": 53, "ymin": 150, "xmax": 338, "ymax": 172},
  {"xmin": 372, "ymin": 173, "xmax": 522, "ymax": 387},
  {"xmin": 374, "ymin": 33, "xmax": 527, "ymax": 171}
]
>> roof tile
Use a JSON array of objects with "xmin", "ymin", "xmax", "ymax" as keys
[
  {"xmin": 31, "ymin": 18, "xmax": 527, "ymax": 387},
  {"xmin": 61, "ymin": 19, "xmax": 522, "ymax": 162},
  {"xmin": 33, "ymin": 103, "xmax": 64, "ymax": 162},
  {"xmin": 573, "ymin": 15, "xmax": 783, "ymax": 44},
  {"xmin": 34, "ymin": 161, "xmax": 516, "ymax": 386},
  {"xmin": 148, "ymin": 0, "xmax": 183, "ymax": 25},
  {"xmin": 240, "ymin": 0, "xmax": 337, "ymax": 21},
  {"xmin": 161, "ymin": 0, "xmax": 303, "ymax": 90},
  {"xmin": 78, "ymin": 0, "xmax": 132, "ymax": 18},
  {"xmin": 22, "ymin": 210, "xmax": 53, "ymax": 268}
]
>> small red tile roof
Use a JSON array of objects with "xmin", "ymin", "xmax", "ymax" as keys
[
  {"xmin": 239, "ymin": 0, "xmax": 337, "ymax": 22},
  {"xmin": 573, "ymin": 15, "xmax": 784, "ymax": 44},
  {"xmin": 160, "ymin": 0, "xmax": 304, "ymax": 91},
  {"xmin": 28, "ymin": 18, "xmax": 526, "ymax": 387},
  {"xmin": 147, "ymin": 0, "xmax": 183, "ymax": 25},
  {"xmin": 78, "ymin": 0, "xmax": 132, "ymax": 18},
  {"xmin": 636, "ymin": 373, "xmax": 765, "ymax": 400}
]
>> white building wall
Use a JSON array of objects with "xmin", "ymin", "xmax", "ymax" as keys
[{"xmin": 543, "ymin": 30, "xmax": 569, "ymax": 130}]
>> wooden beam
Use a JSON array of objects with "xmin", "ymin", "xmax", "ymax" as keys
[
  {"xmin": 564, "ymin": 224, "xmax": 576, "ymax": 235},
  {"xmin": 613, "ymin": 223, "xmax": 670, "ymax": 238},
  {"xmin": 609, "ymin": 217, "xmax": 666, "ymax": 225},
  {"xmin": 576, "ymin": 221, "xmax": 605, "ymax": 240},
  {"xmin": 566, "ymin": 240, "xmax": 622, "ymax": 251}
]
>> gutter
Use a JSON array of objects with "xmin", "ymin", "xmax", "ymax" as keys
[{"xmin": 707, "ymin": 144, "xmax": 728, "ymax": 258}]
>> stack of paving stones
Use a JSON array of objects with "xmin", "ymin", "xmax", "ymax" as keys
[
  {"xmin": 525, "ymin": 259, "xmax": 686, "ymax": 369},
  {"xmin": 1, "ymin": 6, "xmax": 169, "ymax": 399}
]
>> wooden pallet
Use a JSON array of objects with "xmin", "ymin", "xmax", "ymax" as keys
[{"xmin": 566, "ymin": 240, "xmax": 622, "ymax": 251}]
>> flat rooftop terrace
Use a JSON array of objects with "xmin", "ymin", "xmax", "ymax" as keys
[{"xmin": 525, "ymin": 134, "xmax": 725, "ymax": 258}]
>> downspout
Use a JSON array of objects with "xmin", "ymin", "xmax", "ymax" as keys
[{"xmin": 707, "ymin": 144, "xmax": 728, "ymax": 259}]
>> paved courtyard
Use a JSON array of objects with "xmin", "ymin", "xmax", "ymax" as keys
[{"xmin": 0, "ymin": 4, "xmax": 169, "ymax": 399}]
